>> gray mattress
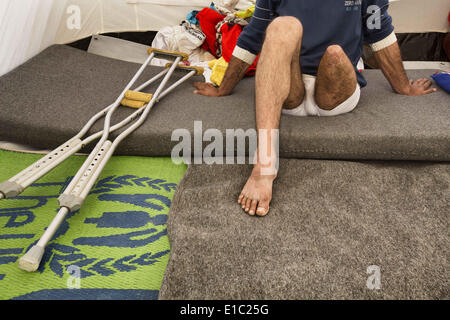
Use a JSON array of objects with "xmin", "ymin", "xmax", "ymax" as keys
[
  {"xmin": 0, "ymin": 45, "xmax": 449, "ymax": 161},
  {"xmin": 159, "ymin": 159, "xmax": 449, "ymax": 300}
]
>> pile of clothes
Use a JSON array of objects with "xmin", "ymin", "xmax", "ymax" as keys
[{"xmin": 151, "ymin": 0, "xmax": 257, "ymax": 85}]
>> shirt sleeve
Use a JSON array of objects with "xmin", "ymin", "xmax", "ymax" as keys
[
  {"xmin": 232, "ymin": 0, "xmax": 277, "ymax": 64},
  {"xmin": 362, "ymin": 0, "xmax": 397, "ymax": 51}
]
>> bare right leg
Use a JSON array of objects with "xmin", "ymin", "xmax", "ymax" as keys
[{"xmin": 238, "ymin": 16, "xmax": 304, "ymax": 216}]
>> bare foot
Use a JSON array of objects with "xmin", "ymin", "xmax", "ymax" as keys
[{"xmin": 238, "ymin": 166, "xmax": 276, "ymax": 216}]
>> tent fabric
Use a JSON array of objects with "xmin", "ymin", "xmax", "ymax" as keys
[
  {"xmin": 0, "ymin": 0, "xmax": 449, "ymax": 76},
  {"xmin": 0, "ymin": 0, "xmax": 64, "ymax": 76},
  {"xmin": 389, "ymin": 0, "xmax": 450, "ymax": 33},
  {"xmin": 0, "ymin": 0, "xmax": 253, "ymax": 76},
  {"xmin": 0, "ymin": 45, "xmax": 449, "ymax": 161}
]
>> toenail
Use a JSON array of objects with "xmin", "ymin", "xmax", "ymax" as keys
[{"xmin": 257, "ymin": 208, "xmax": 268, "ymax": 215}]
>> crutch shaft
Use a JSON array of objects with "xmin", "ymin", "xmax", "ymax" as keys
[
  {"xmin": 158, "ymin": 70, "xmax": 196, "ymax": 101},
  {"xmin": 18, "ymin": 207, "xmax": 69, "ymax": 272},
  {"xmin": 59, "ymin": 140, "xmax": 111, "ymax": 203},
  {"xmin": 37, "ymin": 207, "xmax": 70, "ymax": 247},
  {"xmin": 69, "ymin": 141, "xmax": 112, "ymax": 200}
]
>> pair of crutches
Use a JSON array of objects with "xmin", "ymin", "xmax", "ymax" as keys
[{"xmin": 0, "ymin": 48, "xmax": 203, "ymax": 272}]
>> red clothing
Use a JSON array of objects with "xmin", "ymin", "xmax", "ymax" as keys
[
  {"xmin": 197, "ymin": 8, "xmax": 225, "ymax": 56},
  {"xmin": 197, "ymin": 8, "xmax": 259, "ymax": 76}
]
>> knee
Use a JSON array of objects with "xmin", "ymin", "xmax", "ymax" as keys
[
  {"xmin": 324, "ymin": 45, "xmax": 346, "ymax": 63},
  {"xmin": 266, "ymin": 16, "xmax": 303, "ymax": 43}
]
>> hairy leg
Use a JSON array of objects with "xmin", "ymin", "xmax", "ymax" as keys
[
  {"xmin": 315, "ymin": 45, "xmax": 357, "ymax": 110},
  {"xmin": 283, "ymin": 38, "xmax": 305, "ymax": 109},
  {"xmin": 238, "ymin": 16, "xmax": 303, "ymax": 216}
]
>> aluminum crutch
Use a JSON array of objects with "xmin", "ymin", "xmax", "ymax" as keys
[
  {"xmin": 0, "ymin": 49, "xmax": 195, "ymax": 201},
  {"xmin": 0, "ymin": 48, "xmax": 202, "ymax": 271},
  {"xmin": 0, "ymin": 68, "xmax": 168, "ymax": 200},
  {"xmin": 17, "ymin": 62, "xmax": 203, "ymax": 272}
]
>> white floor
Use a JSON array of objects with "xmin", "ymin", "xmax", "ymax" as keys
[{"xmin": 88, "ymin": 35, "xmax": 150, "ymax": 65}]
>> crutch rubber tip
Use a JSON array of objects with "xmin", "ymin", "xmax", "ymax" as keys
[{"xmin": 18, "ymin": 245, "xmax": 45, "ymax": 272}]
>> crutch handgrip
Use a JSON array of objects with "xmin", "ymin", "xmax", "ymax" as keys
[
  {"xmin": 121, "ymin": 99, "xmax": 145, "ymax": 109},
  {"xmin": 147, "ymin": 48, "xmax": 189, "ymax": 61},
  {"xmin": 165, "ymin": 63, "xmax": 204, "ymax": 76},
  {"xmin": 124, "ymin": 90, "xmax": 153, "ymax": 102},
  {"xmin": 121, "ymin": 90, "xmax": 153, "ymax": 109}
]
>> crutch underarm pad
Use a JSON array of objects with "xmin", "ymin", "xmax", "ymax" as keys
[
  {"xmin": 165, "ymin": 63, "xmax": 204, "ymax": 76},
  {"xmin": 147, "ymin": 48, "xmax": 189, "ymax": 61}
]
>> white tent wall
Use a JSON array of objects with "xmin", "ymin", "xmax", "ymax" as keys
[
  {"xmin": 389, "ymin": 0, "xmax": 449, "ymax": 33},
  {"xmin": 53, "ymin": 0, "xmax": 255, "ymax": 44},
  {"xmin": 0, "ymin": 0, "xmax": 65, "ymax": 76},
  {"xmin": 0, "ymin": 0, "xmax": 448, "ymax": 77}
]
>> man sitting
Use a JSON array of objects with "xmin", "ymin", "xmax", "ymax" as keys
[{"xmin": 194, "ymin": 0, "xmax": 436, "ymax": 216}]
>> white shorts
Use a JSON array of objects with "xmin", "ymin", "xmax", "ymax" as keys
[{"xmin": 282, "ymin": 74, "xmax": 360, "ymax": 117}]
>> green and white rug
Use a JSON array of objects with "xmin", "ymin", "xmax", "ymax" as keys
[{"xmin": 0, "ymin": 148, "xmax": 186, "ymax": 300}]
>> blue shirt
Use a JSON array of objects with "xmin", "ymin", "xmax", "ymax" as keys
[{"xmin": 235, "ymin": 0, "xmax": 395, "ymax": 87}]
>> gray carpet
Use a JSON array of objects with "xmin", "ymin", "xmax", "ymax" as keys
[
  {"xmin": 0, "ymin": 45, "xmax": 449, "ymax": 160},
  {"xmin": 159, "ymin": 159, "xmax": 449, "ymax": 300}
]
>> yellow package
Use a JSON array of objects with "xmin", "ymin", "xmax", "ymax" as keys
[
  {"xmin": 208, "ymin": 57, "xmax": 229, "ymax": 86},
  {"xmin": 235, "ymin": 5, "xmax": 255, "ymax": 19}
]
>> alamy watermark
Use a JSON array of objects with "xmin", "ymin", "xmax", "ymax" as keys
[
  {"xmin": 67, "ymin": 265, "xmax": 81, "ymax": 289},
  {"xmin": 66, "ymin": 5, "xmax": 81, "ymax": 30},
  {"xmin": 171, "ymin": 121, "xmax": 279, "ymax": 175},
  {"xmin": 366, "ymin": 265, "xmax": 381, "ymax": 290}
]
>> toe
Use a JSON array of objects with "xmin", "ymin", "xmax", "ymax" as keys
[
  {"xmin": 249, "ymin": 200, "xmax": 258, "ymax": 215},
  {"xmin": 238, "ymin": 193, "xmax": 244, "ymax": 204},
  {"xmin": 256, "ymin": 199, "xmax": 270, "ymax": 216},
  {"xmin": 240, "ymin": 196, "xmax": 247, "ymax": 209},
  {"xmin": 245, "ymin": 198, "xmax": 252, "ymax": 213}
]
